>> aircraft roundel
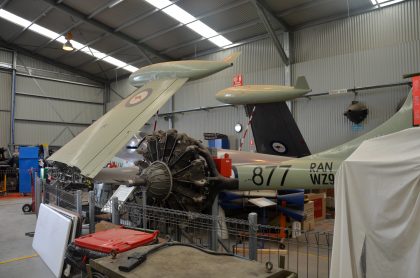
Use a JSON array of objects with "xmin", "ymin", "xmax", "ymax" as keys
[
  {"xmin": 271, "ymin": 141, "xmax": 287, "ymax": 154},
  {"xmin": 126, "ymin": 88, "xmax": 152, "ymax": 107}
]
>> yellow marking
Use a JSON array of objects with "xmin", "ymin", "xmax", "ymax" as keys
[{"xmin": 0, "ymin": 254, "xmax": 38, "ymax": 265}]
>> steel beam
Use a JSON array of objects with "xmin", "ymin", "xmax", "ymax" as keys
[
  {"xmin": 14, "ymin": 118, "xmax": 91, "ymax": 127},
  {"xmin": 16, "ymin": 72, "xmax": 103, "ymax": 88},
  {"xmin": 40, "ymin": 0, "xmax": 171, "ymax": 62},
  {"xmin": 0, "ymin": 39, "xmax": 107, "ymax": 84},
  {"xmin": 277, "ymin": 0, "xmax": 333, "ymax": 18},
  {"xmin": 251, "ymin": 0, "xmax": 289, "ymax": 65},
  {"xmin": 0, "ymin": 0, "xmax": 11, "ymax": 9},
  {"xmin": 9, "ymin": 51, "xmax": 16, "ymax": 149},
  {"xmin": 16, "ymin": 92, "xmax": 103, "ymax": 106},
  {"xmin": 8, "ymin": 7, "xmax": 54, "ymax": 43}
]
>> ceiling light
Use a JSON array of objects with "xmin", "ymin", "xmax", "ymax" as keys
[
  {"xmin": 0, "ymin": 8, "xmax": 138, "ymax": 73},
  {"xmin": 103, "ymin": 56, "xmax": 127, "ymax": 68},
  {"xmin": 162, "ymin": 5, "xmax": 195, "ymax": 24},
  {"xmin": 370, "ymin": 0, "xmax": 377, "ymax": 5},
  {"xmin": 62, "ymin": 32, "xmax": 74, "ymax": 51},
  {"xmin": 0, "ymin": 9, "xmax": 30, "ymax": 28},
  {"xmin": 379, "ymin": 0, "xmax": 404, "ymax": 7},
  {"xmin": 144, "ymin": 1, "xmax": 232, "ymax": 48},
  {"xmin": 108, "ymin": 0, "xmax": 125, "ymax": 8},
  {"xmin": 144, "ymin": 0, "xmax": 173, "ymax": 9},
  {"xmin": 62, "ymin": 40, "xmax": 73, "ymax": 51},
  {"xmin": 208, "ymin": 35, "xmax": 232, "ymax": 47},
  {"xmin": 186, "ymin": 21, "xmax": 218, "ymax": 38},
  {"xmin": 123, "ymin": 65, "xmax": 139, "ymax": 72}
]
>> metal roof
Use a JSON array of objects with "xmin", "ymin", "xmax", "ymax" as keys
[{"xmin": 0, "ymin": 0, "xmax": 397, "ymax": 82}]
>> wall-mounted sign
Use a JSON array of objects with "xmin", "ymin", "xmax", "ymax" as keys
[
  {"xmin": 413, "ymin": 76, "xmax": 420, "ymax": 126},
  {"xmin": 233, "ymin": 74, "xmax": 243, "ymax": 87}
]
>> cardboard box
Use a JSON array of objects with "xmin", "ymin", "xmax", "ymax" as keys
[
  {"xmin": 302, "ymin": 201, "xmax": 315, "ymax": 231},
  {"xmin": 306, "ymin": 193, "xmax": 326, "ymax": 221}
]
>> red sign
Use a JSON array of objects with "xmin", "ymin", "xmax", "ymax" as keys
[
  {"xmin": 413, "ymin": 76, "xmax": 420, "ymax": 126},
  {"xmin": 233, "ymin": 74, "xmax": 243, "ymax": 87}
]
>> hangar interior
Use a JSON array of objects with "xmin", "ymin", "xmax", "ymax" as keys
[{"xmin": 0, "ymin": 0, "xmax": 419, "ymax": 277}]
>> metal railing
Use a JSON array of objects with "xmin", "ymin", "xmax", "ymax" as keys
[
  {"xmin": 42, "ymin": 185, "xmax": 333, "ymax": 277},
  {"xmin": 43, "ymin": 182, "xmax": 82, "ymax": 215},
  {"xmin": 114, "ymin": 199, "xmax": 333, "ymax": 278},
  {"xmin": 0, "ymin": 168, "xmax": 19, "ymax": 192}
]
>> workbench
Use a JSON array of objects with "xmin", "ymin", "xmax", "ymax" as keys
[{"xmin": 89, "ymin": 244, "xmax": 294, "ymax": 278}]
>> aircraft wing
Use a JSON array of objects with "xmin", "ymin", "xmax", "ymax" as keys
[{"xmin": 48, "ymin": 78, "xmax": 189, "ymax": 178}]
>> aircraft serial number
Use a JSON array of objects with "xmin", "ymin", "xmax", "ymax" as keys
[{"xmin": 251, "ymin": 165, "xmax": 291, "ymax": 186}]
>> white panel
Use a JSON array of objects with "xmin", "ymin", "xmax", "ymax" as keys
[
  {"xmin": 33, "ymin": 204, "xmax": 72, "ymax": 278},
  {"xmin": 16, "ymin": 76, "xmax": 104, "ymax": 103}
]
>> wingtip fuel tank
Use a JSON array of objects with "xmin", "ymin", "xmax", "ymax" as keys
[
  {"xmin": 129, "ymin": 52, "xmax": 241, "ymax": 87},
  {"xmin": 216, "ymin": 76, "xmax": 311, "ymax": 105}
]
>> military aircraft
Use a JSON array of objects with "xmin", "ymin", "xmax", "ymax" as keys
[
  {"xmin": 47, "ymin": 54, "xmax": 414, "ymax": 212},
  {"xmin": 216, "ymin": 76, "xmax": 311, "ymax": 104}
]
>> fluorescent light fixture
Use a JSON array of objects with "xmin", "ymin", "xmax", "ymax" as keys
[
  {"xmin": 162, "ymin": 5, "xmax": 195, "ymax": 24},
  {"xmin": 208, "ymin": 35, "xmax": 231, "ymax": 47},
  {"xmin": 123, "ymin": 65, "xmax": 139, "ymax": 72},
  {"xmin": 144, "ymin": 0, "xmax": 173, "ymax": 9},
  {"xmin": 371, "ymin": 0, "xmax": 405, "ymax": 6},
  {"xmin": 29, "ymin": 24, "xmax": 60, "ymax": 40},
  {"xmin": 103, "ymin": 56, "xmax": 127, "ymax": 68},
  {"xmin": 145, "ymin": 0, "xmax": 232, "ymax": 48},
  {"xmin": 0, "ymin": 8, "xmax": 138, "ymax": 73},
  {"xmin": 186, "ymin": 21, "xmax": 218, "ymax": 38},
  {"xmin": 108, "ymin": 0, "xmax": 125, "ymax": 8},
  {"xmin": 0, "ymin": 9, "xmax": 31, "ymax": 28},
  {"xmin": 379, "ymin": 0, "xmax": 404, "ymax": 7}
]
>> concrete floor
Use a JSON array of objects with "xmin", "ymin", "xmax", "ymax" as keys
[{"xmin": 0, "ymin": 197, "xmax": 54, "ymax": 278}]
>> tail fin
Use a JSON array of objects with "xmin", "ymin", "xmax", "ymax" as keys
[
  {"xmin": 294, "ymin": 76, "xmax": 310, "ymax": 90},
  {"xmin": 223, "ymin": 52, "xmax": 241, "ymax": 63},
  {"xmin": 245, "ymin": 103, "xmax": 311, "ymax": 158}
]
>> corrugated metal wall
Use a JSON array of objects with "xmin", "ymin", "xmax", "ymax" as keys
[
  {"xmin": 108, "ymin": 1, "xmax": 419, "ymax": 153},
  {"xmin": 0, "ymin": 70, "xmax": 11, "ymax": 147},
  {"xmin": 0, "ymin": 48, "xmax": 105, "ymax": 149},
  {"xmin": 292, "ymin": 0, "xmax": 419, "ymax": 152},
  {"xmin": 14, "ymin": 55, "xmax": 105, "ymax": 147}
]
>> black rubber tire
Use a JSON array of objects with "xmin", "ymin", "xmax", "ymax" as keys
[{"xmin": 22, "ymin": 204, "xmax": 32, "ymax": 213}]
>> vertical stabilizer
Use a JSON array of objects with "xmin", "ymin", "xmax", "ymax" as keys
[
  {"xmin": 223, "ymin": 52, "xmax": 241, "ymax": 63},
  {"xmin": 294, "ymin": 76, "xmax": 310, "ymax": 90}
]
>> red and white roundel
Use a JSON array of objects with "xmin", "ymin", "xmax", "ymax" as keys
[{"xmin": 126, "ymin": 88, "xmax": 152, "ymax": 107}]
